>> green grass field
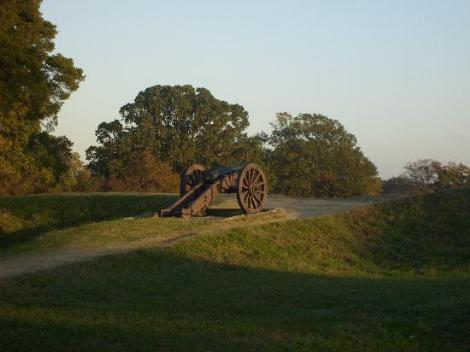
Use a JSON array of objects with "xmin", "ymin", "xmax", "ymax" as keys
[
  {"xmin": 0, "ymin": 193, "xmax": 178, "ymax": 248},
  {"xmin": 0, "ymin": 190, "xmax": 469, "ymax": 351}
]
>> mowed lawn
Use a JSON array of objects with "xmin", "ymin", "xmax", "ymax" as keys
[{"xmin": 0, "ymin": 190, "xmax": 469, "ymax": 351}]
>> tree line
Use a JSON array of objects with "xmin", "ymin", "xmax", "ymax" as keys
[
  {"xmin": 383, "ymin": 159, "xmax": 470, "ymax": 194},
  {"xmin": 83, "ymin": 84, "xmax": 381, "ymax": 197},
  {"xmin": 2, "ymin": 2, "xmax": 467, "ymax": 198}
]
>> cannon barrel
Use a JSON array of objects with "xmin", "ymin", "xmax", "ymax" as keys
[{"xmin": 204, "ymin": 165, "xmax": 244, "ymax": 183}]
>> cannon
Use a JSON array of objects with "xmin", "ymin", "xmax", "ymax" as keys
[{"xmin": 159, "ymin": 163, "xmax": 268, "ymax": 218}]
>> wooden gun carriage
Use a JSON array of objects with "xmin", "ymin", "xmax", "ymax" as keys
[{"xmin": 159, "ymin": 163, "xmax": 267, "ymax": 218}]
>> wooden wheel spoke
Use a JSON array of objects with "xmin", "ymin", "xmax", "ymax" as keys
[
  {"xmin": 250, "ymin": 196, "xmax": 256, "ymax": 209},
  {"xmin": 250, "ymin": 170, "xmax": 258, "ymax": 185},
  {"xmin": 243, "ymin": 192, "xmax": 250, "ymax": 204},
  {"xmin": 243, "ymin": 176, "xmax": 249, "ymax": 187},
  {"xmin": 254, "ymin": 189, "xmax": 263, "ymax": 197},
  {"xmin": 253, "ymin": 193, "xmax": 261, "ymax": 206}
]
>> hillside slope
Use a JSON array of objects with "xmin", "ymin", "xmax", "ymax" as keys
[
  {"xmin": 173, "ymin": 188, "xmax": 470, "ymax": 277},
  {"xmin": 0, "ymin": 189, "xmax": 469, "ymax": 351},
  {"xmin": 0, "ymin": 193, "xmax": 176, "ymax": 248}
]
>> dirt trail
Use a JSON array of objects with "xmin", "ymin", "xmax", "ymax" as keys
[
  {"xmin": 0, "ymin": 196, "xmax": 384, "ymax": 280},
  {"xmin": 0, "ymin": 210, "xmax": 294, "ymax": 280},
  {"xmin": 267, "ymin": 194, "xmax": 377, "ymax": 218},
  {"xmin": 0, "ymin": 231, "xmax": 200, "ymax": 280}
]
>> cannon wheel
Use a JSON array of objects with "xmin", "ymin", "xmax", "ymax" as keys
[
  {"xmin": 237, "ymin": 163, "xmax": 267, "ymax": 214},
  {"xmin": 180, "ymin": 164, "xmax": 206, "ymax": 197}
]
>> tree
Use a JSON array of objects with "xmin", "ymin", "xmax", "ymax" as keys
[
  {"xmin": 104, "ymin": 150, "xmax": 179, "ymax": 192},
  {"xmin": 390, "ymin": 160, "xmax": 470, "ymax": 194},
  {"xmin": 86, "ymin": 120, "xmax": 127, "ymax": 178},
  {"xmin": 382, "ymin": 176, "xmax": 416, "ymax": 194},
  {"xmin": 403, "ymin": 159, "xmax": 441, "ymax": 191},
  {"xmin": 267, "ymin": 113, "xmax": 381, "ymax": 197},
  {"xmin": 0, "ymin": 0, "xmax": 84, "ymax": 194},
  {"xmin": 119, "ymin": 85, "xmax": 249, "ymax": 171},
  {"xmin": 27, "ymin": 132, "xmax": 74, "ymax": 191},
  {"xmin": 87, "ymin": 85, "xmax": 252, "ymax": 188},
  {"xmin": 435, "ymin": 162, "xmax": 470, "ymax": 189}
]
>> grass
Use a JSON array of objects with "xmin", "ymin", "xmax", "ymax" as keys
[
  {"xmin": 0, "ymin": 193, "xmax": 177, "ymax": 249},
  {"xmin": 0, "ymin": 197, "xmax": 291, "ymax": 258},
  {"xmin": 0, "ymin": 189, "xmax": 469, "ymax": 351}
]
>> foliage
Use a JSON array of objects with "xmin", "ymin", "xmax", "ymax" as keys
[
  {"xmin": 381, "ymin": 175, "xmax": 416, "ymax": 194},
  {"xmin": 267, "ymin": 113, "xmax": 381, "ymax": 197},
  {"xmin": 403, "ymin": 159, "xmax": 442, "ymax": 191},
  {"xmin": 87, "ymin": 85, "xmax": 252, "ymax": 183},
  {"xmin": 435, "ymin": 162, "xmax": 470, "ymax": 189},
  {"xmin": 86, "ymin": 87, "xmax": 384, "ymax": 196},
  {"xmin": 385, "ymin": 159, "xmax": 470, "ymax": 194},
  {"xmin": 104, "ymin": 150, "xmax": 179, "ymax": 192},
  {"xmin": 0, "ymin": 0, "xmax": 84, "ymax": 195}
]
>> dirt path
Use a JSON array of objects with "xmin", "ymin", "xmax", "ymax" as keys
[
  {"xmin": 0, "ymin": 231, "xmax": 200, "ymax": 280},
  {"xmin": 0, "ymin": 210, "xmax": 294, "ymax": 280},
  {"xmin": 0, "ymin": 196, "xmax": 388, "ymax": 280},
  {"xmin": 267, "ymin": 194, "xmax": 378, "ymax": 218}
]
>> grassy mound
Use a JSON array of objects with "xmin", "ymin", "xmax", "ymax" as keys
[
  {"xmin": 0, "ymin": 193, "xmax": 176, "ymax": 248},
  {"xmin": 0, "ymin": 189, "xmax": 469, "ymax": 351},
  {"xmin": 175, "ymin": 188, "xmax": 470, "ymax": 277}
]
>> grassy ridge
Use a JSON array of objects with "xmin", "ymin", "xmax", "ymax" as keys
[
  {"xmin": 352, "ymin": 189, "xmax": 470, "ymax": 274},
  {"xmin": 0, "ymin": 189, "xmax": 469, "ymax": 351},
  {"xmin": 0, "ymin": 193, "xmax": 177, "ymax": 248},
  {"xmin": 173, "ymin": 188, "xmax": 470, "ymax": 276}
]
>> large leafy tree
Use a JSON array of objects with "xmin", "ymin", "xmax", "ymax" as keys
[
  {"xmin": 268, "ymin": 113, "xmax": 381, "ymax": 197},
  {"xmin": 0, "ymin": 0, "xmax": 84, "ymax": 194},
  {"xmin": 87, "ymin": 85, "xmax": 251, "ymax": 179}
]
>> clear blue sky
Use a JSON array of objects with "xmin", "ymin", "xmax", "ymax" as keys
[{"xmin": 42, "ymin": 0, "xmax": 470, "ymax": 178}]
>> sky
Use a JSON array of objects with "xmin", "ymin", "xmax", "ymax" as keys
[{"xmin": 42, "ymin": 0, "xmax": 470, "ymax": 178}]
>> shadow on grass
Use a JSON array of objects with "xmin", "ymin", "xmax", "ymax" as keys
[
  {"xmin": 206, "ymin": 207, "xmax": 245, "ymax": 217},
  {"xmin": 0, "ymin": 193, "xmax": 177, "ymax": 249},
  {"xmin": 0, "ymin": 249, "xmax": 468, "ymax": 352}
]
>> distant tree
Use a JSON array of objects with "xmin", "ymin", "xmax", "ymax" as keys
[
  {"xmin": 267, "ymin": 113, "xmax": 381, "ymax": 197},
  {"xmin": 54, "ymin": 152, "xmax": 98, "ymax": 192},
  {"xmin": 394, "ymin": 160, "xmax": 470, "ymax": 194},
  {"xmin": 0, "ymin": 0, "xmax": 84, "ymax": 194},
  {"xmin": 382, "ymin": 176, "xmax": 416, "ymax": 194},
  {"xmin": 29, "ymin": 133, "xmax": 74, "ymax": 181},
  {"xmin": 86, "ymin": 120, "xmax": 127, "ymax": 178},
  {"xmin": 403, "ymin": 159, "xmax": 441, "ymax": 191},
  {"xmin": 436, "ymin": 162, "xmax": 470, "ymax": 189},
  {"xmin": 104, "ymin": 150, "xmax": 179, "ymax": 193}
]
